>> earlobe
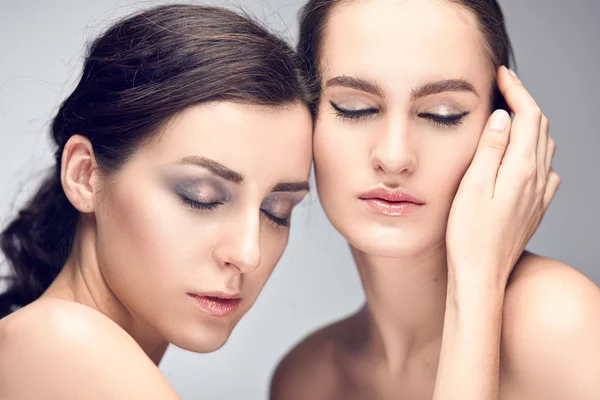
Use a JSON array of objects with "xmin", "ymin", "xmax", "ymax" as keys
[{"xmin": 60, "ymin": 135, "xmax": 99, "ymax": 213}]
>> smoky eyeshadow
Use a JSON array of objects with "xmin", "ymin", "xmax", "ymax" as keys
[
  {"xmin": 261, "ymin": 193, "xmax": 298, "ymax": 219},
  {"xmin": 171, "ymin": 178, "xmax": 231, "ymax": 204}
]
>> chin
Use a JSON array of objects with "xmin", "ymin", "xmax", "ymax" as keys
[
  {"xmin": 349, "ymin": 235, "xmax": 425, "ymax": 258},
  {"xmin": 166, "ymin": 320, "xmax": 236, "ymax": 354},
  {"xmin": 341, "ymin": 221, "xmax": 445, "ymax": 259}
]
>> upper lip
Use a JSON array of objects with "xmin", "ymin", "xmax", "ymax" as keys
[
  {"xmin": 359, "ymin": 187, "xmax": 425, "ymax": 204},
  {"xmin": 188, "ymin": 292, "xmax": 241, "ymax": 300}
]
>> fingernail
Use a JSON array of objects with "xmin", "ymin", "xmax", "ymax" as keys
[
  {"xmin": 508, "ymin": 68, "xmax": 519, "ymax": 80},
  {"xmin": 490, "ymin": 110, "xmax": 509, "ymax": 131}
]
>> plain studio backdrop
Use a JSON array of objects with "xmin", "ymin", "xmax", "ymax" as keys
[{"xmin": 1, "ymin": 0, "xmax": 598, "ymax": 398}]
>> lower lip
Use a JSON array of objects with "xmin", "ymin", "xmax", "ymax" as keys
[
  {"xmin": 361, "ymin": 198, "xmax": 423, "ymax": 216},
  {"xmin": 188, "ymin": 295, "xmax": 241, "ymax": 317}
]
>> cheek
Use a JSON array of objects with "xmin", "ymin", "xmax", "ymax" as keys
[
  {"xmin": 314, "ymin": 117, "xmax": 366, "ymax": 194},
  {"xmin": 314, "ymin": 119, "xmax": 341, "ymax": 176},
  {"xmin": 95, "ymin": 179, "xmax": 193, "ymax": 297},
  {"xmin": 254, "ymin": 229, "xmax": 290, "ymax": 284},
  {"xmin": 421, "ymin": 125, "xmax": 483, "ymax": 208}
]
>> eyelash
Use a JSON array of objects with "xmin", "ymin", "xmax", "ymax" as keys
[
  {"xmin": 330, "ymin": 101, "xmax": 469, "ymax": 127},
  {"xmin": 264, "ymin": 213, "xmax": 290, "ymax": 228},
  {"xmin": 417, "ymin": 112, "xmax": 469, "ymax": 127},
  {"xmin": 330, "ymin": 101, "xmax": 378, "ymax": 121},
  {"xmin": 179, "ymin": 195, "xmax": 290, "ymax": 228},
  {"xmin": 179, "ymin": 195, "xmax": 222, "ymax": 211}
]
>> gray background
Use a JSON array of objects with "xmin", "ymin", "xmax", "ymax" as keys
[{"xmin": 0, "ymin": 0, "xmax": 598, "ymax": 398}]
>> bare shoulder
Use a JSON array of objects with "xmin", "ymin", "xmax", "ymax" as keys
[
  {"xmin": 500, "ymin": 252, "xmax": 600, "ymax": 399},
  {"xmin": 0, "ymin": 297, "xmax": 142, "ymax": 360},
  {"xmin": 503, "ymin": 251, "xmax": 600, "ymax": 329},
  {"xmin": 0, "ymin": 298, "xmax": 180, "ymax": 399},
  {"xmin": 270, "ymin": 312, "xmax": 362, "ymax": 400}
]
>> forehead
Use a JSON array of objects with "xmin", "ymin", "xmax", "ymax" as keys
[
  {"xmin": 135, "ymin": 102, "xmax": 312, "ymax": 183},
  {"xmin": 321, "ymin": 0, "xmax": 492, "ymax": 92}
]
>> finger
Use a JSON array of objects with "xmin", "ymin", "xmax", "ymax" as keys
[
  {"xmin": 542, "ymin": 169, "xmax": 561, "ymax": 212},
  {"xmin": 462, "ymin": 109, "xmax": 511, "ymax": 196},
  {"xmin": 546, "ymin": 136, "xmax": 556, "ymax": 174},
  {"xmin": 527, "ymin": 169, "xmax": 560, "ymax": 241},
  {"xmin": 497, "ymin": 66, "xmax": 542, "ymax": 160},
  {"xmin": 537, "ymin": 114, "xmax": 549, "ymax": 180}
]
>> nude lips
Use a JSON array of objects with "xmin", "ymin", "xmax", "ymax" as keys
[
  {"xmin": 188, "ymin": 293, "xmax": 241, "ymax": 317},
  {"xmin": 358, "ymin": 187, "xmax": 424, "ymax": 217}
]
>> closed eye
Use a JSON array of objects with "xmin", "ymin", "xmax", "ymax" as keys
[
  {"xmin": 330, "ymin": 101, "xmax": 379, "ymax": 121},
  {"xmin": 261, "ymin": 210, "xmax": 290, "ymax": 227},
  {"xmin": 182, "ymin": 195, "xmax": 291, "ymax": 227},
  {"xmin": 418, "ymin": 111, "xmax": 469, "ymax": 127},
  {"xmin": 179, "ymin": 195, "xmax": 223, "ymax": 211}
]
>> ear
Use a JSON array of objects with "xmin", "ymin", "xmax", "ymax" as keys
[{"xmin": 60, "ymin": 135, "xmax": 100, "ymax": 213}]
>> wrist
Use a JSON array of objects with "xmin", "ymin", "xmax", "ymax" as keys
[
  {"xmin": 447, "ymin": 260, "xmax": 509, "ymax": 294},
  {"xmin": 446, "ymin": 266, "xmax": 507, "ymax": 316}
]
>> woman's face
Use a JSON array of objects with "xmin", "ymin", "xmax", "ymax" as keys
[
  {"xmin": 314, "ymin": 0, "xmax": 495, "ymax": 257},
  {"xmin": 93, "ymin": 102, "xmax": 312, "ymax": 352}
]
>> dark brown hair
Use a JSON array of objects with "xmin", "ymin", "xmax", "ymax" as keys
[
  {"xmin": 0, "ymin": 4, "xmax": 308, "ymax": 318},
  {"xmin": 297, "ymin": 0, "xmax": 515, "ymax": 116}
]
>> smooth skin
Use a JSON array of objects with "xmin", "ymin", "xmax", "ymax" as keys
[
  {"xmin": 271, "ymin": 1, "xmax": 600, "ymax": 399},
  {"xmin": 0, "ymin": 102, "xmax": 313, "ymax": 400}
]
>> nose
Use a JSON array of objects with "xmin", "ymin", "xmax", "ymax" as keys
[
  {"xmin": 370, "ymin": 118, "xmax": 417, "ymax": 175},
  {"xmin": 212, "ymin": 210, "xmax": 261, "ymax": 274}
]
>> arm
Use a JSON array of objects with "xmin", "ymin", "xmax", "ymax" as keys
[
  {"xmin": 433, "ymin": 278, "xmax": 506, "ymax": 400},
  {"xmin": 432, "ymin": 66, "xmax": 560, "ymax": 400}
]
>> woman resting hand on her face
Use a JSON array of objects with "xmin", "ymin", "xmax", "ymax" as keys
[
  {"xmin": 0, "ymin": 5, "xmax": 314, "ymax": 399},
  {"xmin": 0, "ymin": 3, "xmax": 595, "ymax": 400},
  {"xmin": 271, "ymin": 1, "xmax": 600, "ymax": 399}
]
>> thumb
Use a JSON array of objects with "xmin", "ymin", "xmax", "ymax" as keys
[{"xmin": 462, "ymin": 109, "xmax": 511, "ymax": 196}]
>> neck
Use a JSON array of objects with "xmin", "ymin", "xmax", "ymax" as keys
[
  {"xmin": 44, "ymin": 217, "xmax": 168, "ymax": 365},
  {"xmin": 352, "ymin": 241, "xmax": 448, "ymax": 375}
]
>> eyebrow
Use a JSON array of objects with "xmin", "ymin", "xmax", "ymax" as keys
[
  {"xmin": 178, "ymin": 156, "xmax": 309, "ymax": 192},
  {"xmin": 325, "ymin": 75, "xmax": 385, "ymax": 98},
  {"xmin": 325, "ymin": 76, "xmax": 478, "ymax": 100},
  {"xmin": 411, "ymin": 79, "xmax": 478, "ymax": 100},
  {"xmin": 272, "ymin": 182, "xmax": 310, "ymax": 193},
  {"xmin": 178, "ymin": 156, "xmax": 243, "ymax": 184}
]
